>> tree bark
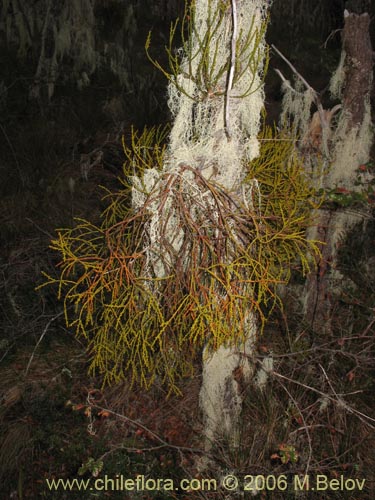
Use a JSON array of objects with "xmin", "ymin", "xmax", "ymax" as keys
[
  {"xmin": 341, "ymin": 12, "xmax": 373, "ymax": 127},
  {"xmin": 133, "ymin": 0, "xmax": 269, "ymax": 461},
  {"xmin": 303, "ymin": 11, "xmax": 373, "ymax": 333}
]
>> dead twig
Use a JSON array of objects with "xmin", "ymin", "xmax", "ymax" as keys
[
  {"xmin": 270, "ymin": 369, "xmax": 375, "ymax": 429},
  {"xmin": 86, "ymin": 396, "xmax": 206, "ymax": 457},
  {"xmin": 271, "ymin": 44, "xmax": 330, "ymax": 157},
  {"xmin": 25, "ymin": 310, "xmax": 65, "ymax": 376}
]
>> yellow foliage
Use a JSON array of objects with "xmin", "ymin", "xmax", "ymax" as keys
[{"xmin": 40, "ymin": 125, "xmax": 321, "ymax": 394}]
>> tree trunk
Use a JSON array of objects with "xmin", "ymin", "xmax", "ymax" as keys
[
  {"xmin": 171, "ymin": 0, "xmax": 268, "ymax": 456},
  {"xmin": 303, "ymin": 10, "xmax": 373, "ymax": 333},
  {"xmin": 133, "ymin": 0, "xmax": 269, "ymax": 459}
]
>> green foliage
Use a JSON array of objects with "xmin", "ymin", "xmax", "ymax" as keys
[
  {"xmin": 145, "ymin": 0, "xmax": 269, "ymax": 102},
  {"xmin": 248, "ymin": 127, "xmax": 321, "ymax": 279},
  {"xmin": 40, "ymin": 125, "xmax": 321, "ymax": 393},
  {"xmin": 322, "ymin": 161, "xmax": 375, "ymax": 208},
  {"xmin": 38, "ymin": 0, "xmax": 320, "ymax": 395},
  {"xmin": 78, "ymin": 457, "xmax": 104, "ymax": 477}
]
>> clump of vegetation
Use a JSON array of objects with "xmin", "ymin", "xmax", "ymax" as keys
[
  {"xmin": 0, "ymin": 3, "xmax": 374, "ymax": 499},
  {"xmin": 40, "ymin": 124, "xmax": 321, "ymax": 393}
]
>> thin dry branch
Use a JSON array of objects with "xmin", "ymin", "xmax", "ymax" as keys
[
  {"xmin": 272, "ymin": 371, "xmax": 313, "ymax": 473},
  {"xmin": 272, "ymin": 44, "xmax": 330, "ymax": 157},
  {"xmin": 224, "ymin": 0, "xmax": 238, "ymax": 139},
  {"xmin": 270, "ymin": 369, "xmax": 375, "ymax": 429},
  {"xmin": 87, "ymin": 395, "xmax": 205, "ymax": 456},
  {"xmin": 25, "ymin": 310, "xmax": 65, "ymax": 376}
]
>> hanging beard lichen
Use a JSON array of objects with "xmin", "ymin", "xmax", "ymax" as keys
[
  {"xmin": 279, "ymin": 78, "xmax": 315, "ymax": 142},
  {"xmin": 39, "ymin": 124, "xmax": 321, "ymax": 394},
  {"xmin": 146, "ymin": 0, "xmax": 269, "ymax": 190},
  {"xmin": 1, "ymin": 0, "xmax": 141, "ymax": 99}
]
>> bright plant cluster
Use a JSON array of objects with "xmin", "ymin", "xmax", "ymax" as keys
[{"xmin": 41, "ymin": 125, "xmax": 321, "ymax": 393}]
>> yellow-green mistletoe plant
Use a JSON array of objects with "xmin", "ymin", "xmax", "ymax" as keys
[
  {"xmin": 40, "ymin": 1, "xmax": 322, "ymax": 395},
  {"xmin": 40, "ymin": 124, "xmax": 321, "ymax": 394},
  {"xmin": 145, "ymin": 0, "xmax": 269, "ymax": 103}
]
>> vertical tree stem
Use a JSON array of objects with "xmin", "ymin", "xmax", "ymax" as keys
[{"xmin": 224, "ymin": 0, "xmax": 238, "ymax": 140}]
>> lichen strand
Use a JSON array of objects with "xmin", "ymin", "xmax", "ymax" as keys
[
  {"xmin": 1, "ymin": 1, "xmax": 139, "ymax": 98},
  {"xmin": 147, "ymin": 0, "xmax": 269, "ymax": 190},
  {"xmin": 279, "ymin": 79, "xmax": 315, "ymax": 142},
  {"xmin": 329, "ymin": 104, "xmax": 373, "ymax": 187},
  {"xmin": 41, "ymin": 126, "xmax": 320, "ymax": 393},
  {"xmin": 329, "ymin": 50, "xmax": 346, "ymax": 100}
]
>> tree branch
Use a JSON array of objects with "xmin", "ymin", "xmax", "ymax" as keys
[
  {"xmin": 272, "ymin": 44, "xmax": 330, "ymax": 157},
  {"xmin": 224, "ymin": 0, "xmax": 238, "ymax": 140}
]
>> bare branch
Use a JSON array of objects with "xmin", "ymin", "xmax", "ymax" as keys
[
  {"xmin": 25, "ymin": 310, "xmax": 65, "ymax": 375},
  {"xmin": 272, "ymin": 44, "xmax": 330, "ymax": 157},
  {"xmin": 224, "ymin": 0, "xmax": 238, "ymax": 140}
]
